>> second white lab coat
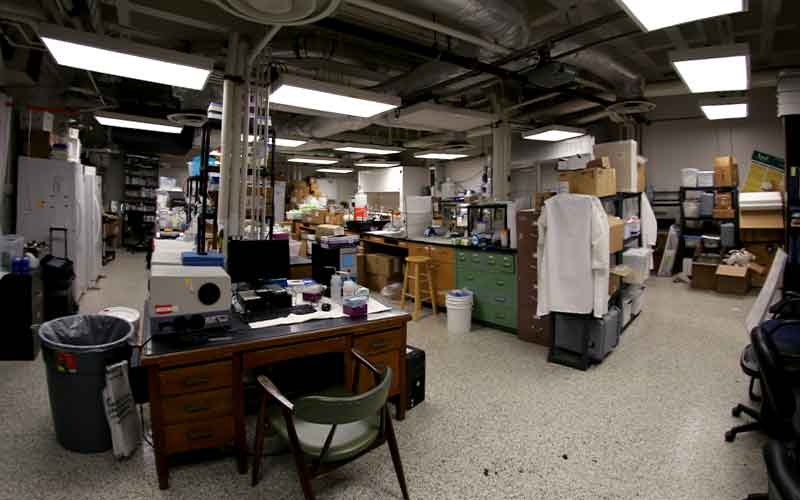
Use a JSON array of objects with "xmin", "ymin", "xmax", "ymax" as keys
[
  {"xmin": 640, "ymin": 194, "xmax": 658, "ymax": 269},
  {"xmin": 537, "ymin": 194, "xmax": 609, "ymax": 319}
]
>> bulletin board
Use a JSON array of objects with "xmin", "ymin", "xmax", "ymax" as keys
[{"xmin": 744, "ymin": 150, "xmax": 786, "ymax": 192}]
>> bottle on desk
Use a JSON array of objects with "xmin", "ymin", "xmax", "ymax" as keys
[
  {"xmin": 331, "ymin": 271, "xmax": 343, "ymax": 304},
  {"xmin": 342, "ymin": 273, "xmax": 357, "ymax": 299}
]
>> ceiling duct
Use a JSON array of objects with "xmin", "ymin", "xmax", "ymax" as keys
[{"xmin": 525, "ymin": 62, "xmax": 579, "ymax": 89}]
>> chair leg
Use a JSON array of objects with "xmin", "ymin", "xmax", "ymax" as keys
[
  {"xmin": 413, "ymin": 264, "xmax": 422, "ymax": 321},
  {"xmin": 251, "ymin": 394, "xmax": 268, "ymax": 487},
  {"xmin": 426, "ymin": 264, "xmax": 437, "ymax": 316},
  {"xmin": 283, "ymin": 409, "xmax": 316, "ymax": 500},
  {"xmin": 400, "ymin": 263, "xmax": 409, "ymax": 309},
  {"xmin": 733, "ymin": 404, "xmax": 760, "ymax": 421},
  {"xmin": 725, "ymin": 421, "xmax": 761, "ymax": 442},
  {"xmin": 749, "ymin": 377, "xmax": 762, "ymax": 402},
  {"xmin": 384, "ymin": 407, "xmax": 410, "ymax": 500}
]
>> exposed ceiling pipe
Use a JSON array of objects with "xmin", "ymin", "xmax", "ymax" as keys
[
  {"xmin": 346, "ymin": 0, "xmax": 511, "ymax": 55},
  {"xmin": 248, "ymin": 25, "xmax": 281, "ymax": 67}
]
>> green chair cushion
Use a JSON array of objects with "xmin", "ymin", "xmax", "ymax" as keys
[{"xmin": 268, "ymin": 405, "xmax": 380, "ymax": 463}]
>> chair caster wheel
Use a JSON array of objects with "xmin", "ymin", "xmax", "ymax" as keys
[
  {"xmin": 725, "ymin": 431, "xmax": 736, "ymax": 442},
  {"xmin": 733, "ymin": 406, "xmax": 742, "ymax": 418}
]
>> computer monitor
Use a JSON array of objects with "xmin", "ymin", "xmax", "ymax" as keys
[{"xmin": 226, "ymin": 239, "xmax": 289, "ymax": 285}]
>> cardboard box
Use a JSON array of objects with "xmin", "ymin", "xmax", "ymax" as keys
[
  {"xmin": 714, "ymin": 155, "xmax": 737, "ymax": 168},
  {"xmin": 608, "ymin": 216, "xmax": 625, "ymax": 253},
  {"xmin": 740, "ymin": 210, "xmax": 784, "ymax": 242},
  {"xmin": 713, "ymin": 207, "xmax": 736, "ymax": 219},
  {"xmin": 365, "ymin": 272, "xmax": 403, "ymax": 292},
  {"xmin": 636, "ymin": 161, "xmax": 646, "ymax": 193},
  {"xmin": 745, "ymin": 242, "xmax": 780, "ymax": 287},
  {"xmin": 560, "ymin": 168, "xmax": 617, "ymax": 197},
  {"xmin": 609, "ymin": 265, "xmax": 632, "ymax": 295},
  {"xmin": 714, "ymin": 162, "xmax": 740, "ymax": 187},
  {"xmin": 691, "ymin": 256, "xmax": 721, "ymax": 290},
  {"xmin": 534, "ymin": 192, "xmax": 557, "ymax": 210},
  {"xmin": 715, "ymin": 192, "xmax": 733, "ymax": 209},
  {"xmin": 593, "ymin": 140, "xmax": 638, "ymax": 192},
  {"xmin": 315, "ymin": 224, "xmax": 343, "ymax": 237},
  {"xmin": 586, "ymin": 156, "xmax": 611, "ymax": 169},
  {"xmin": 23, "ymin": 130, "xmax": 51, "ymax": 158},
  {"xmin": 366, "ymin": 253, "xmax": 402, "ymax": 277},
  {"xmin": 716, "ymin": 264, "xmax": 750, "ymax": 294}
]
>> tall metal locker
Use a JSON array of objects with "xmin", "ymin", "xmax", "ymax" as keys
[{"xmin": 16, "ymin": 156, "xmax": 86, "ymax": 301}]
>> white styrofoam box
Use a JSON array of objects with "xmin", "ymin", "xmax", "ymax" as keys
[
  {"xmin": 681, "ymin": 168, "xmax": 698, "ymax": 187},
  {"xmin": 21, "ymin": 110, "xmax": 53, "ymax": 132},
  {"xmin": 697, "ymin": 170, "xmax": 714, "ymax": 187},
  {"xmin": 593, "ymin": 139, "xmax": 638, "ymax": 192},
  {"xmin": 622, "ymin": 247, "xmax": 651, "ymax": 285}
]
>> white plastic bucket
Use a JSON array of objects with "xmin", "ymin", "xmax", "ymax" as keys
[
  {"xmin": 98, "ymin": 306, "xmax": 141, "ymax": 338},
  {"xmin": 446, "ymin": 290, "xmax": 473, "ymax": 334}
]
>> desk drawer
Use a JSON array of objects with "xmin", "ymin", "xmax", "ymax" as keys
[
  {"xmin": 164, "ymin": 416, "xmax": 235, "ymax": 455},
  {"xmin": 162, "ymin": 388, "xmax": 233, "ymax": 425},
  {"xmin": 357, "ymin": 350, "xmax": 400, "ymax": 396},
  {"xmin": 354, "ymin": 330, "xmax": 403, "ymax": 355},
  {"xmin": 244, "ymin": 336, "xmax": 349, "ymax": 369},
  {"xmin": 485, "ymin": 253, "xmax": 516, "ymax": 274},
  {"xmin": 429, "ymin": 245, "xmax": 454, "ymax": 263},
  {"xmin": 159, "ymin": 361, "xmax": 232, "ymax": 397}
]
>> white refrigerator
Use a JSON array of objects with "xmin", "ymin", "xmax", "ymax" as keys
[{"xmin": 16, "ymin": 157, "xmax": 102, "ymax": 302}]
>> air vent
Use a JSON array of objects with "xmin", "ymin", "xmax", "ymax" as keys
[{"xmin": 392, "ymin": 103, "xmax": 496, "ymax": 132}]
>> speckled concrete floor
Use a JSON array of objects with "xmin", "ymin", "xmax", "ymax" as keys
[{"xmin": 0, "ymin": 253, "xmax": 766, "ymax": 499}]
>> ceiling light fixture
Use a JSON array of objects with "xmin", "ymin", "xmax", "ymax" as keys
[
  {"xmin": 269, "ymin": 74, "xmax": 400, "ymax": 118},
  {"xmin": 522, "ymin": 125, "xmax": 586, "ymax": 142},
  {"xmin": 335, "ymin": 145, "xmax": 402, "ymax": 155},
  {"xmin": 354, "ymin": 161, "xmax": 401, "ymax": 168},
  {"xmin": 413, "ymin": 152, "xmax": 469, "ymax": 160},
  {"xmin": 39, "ymin": 24, "xmax": 213, "ymax": 90},
  {"xmin": 669, "ymin": 44, "xmax": 750, "ymax": 93},
  {"xmin": 95, "ymin": 111, "xmax": 183, "ymax": 134},
  {"xmin": 288, "ymin": 157, "xmax": 339, "ymax": 165},
  {"xmin": 616, "ymin": 0, "xmax": 747, "ymax": 32},
  {"xmin": 700, "ymin": 96, "xmax": 749, "ymax": 120},
  {"xmin": 316, "ymin": 168, "xmax": 353, "ymax": 174}
]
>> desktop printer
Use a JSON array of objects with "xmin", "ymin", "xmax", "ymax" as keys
[{"xmin": 147, "ymin": 265, "xmax": 232, "ymax": 335}]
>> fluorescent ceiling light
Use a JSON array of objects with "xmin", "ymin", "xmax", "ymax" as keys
[
  {"xmin": 335, "ymin": 146, "xmax": 402, "ymax": 155},
  {"xmin": 95, "ymin": 111, "xmax": 183, "ymax": 134},
  {"xmin": 670, "ymin": 44, "xmax": 750, "ymax": 93},
  {"xmin": 243, "ymin": 135, "xmax": 307, "ymax": 147},
  {"xmin": 616, "ymin": 0, "xmax": 746, "ymax": 32},
  {"xmin": 700, "ymin": 96, "xmax": 749, "ymax": 120},
  {"xmin": 269, "ymin": 74, "xmax": 400, "ymax": 118},
  {"xmin": 354, "ymin": 161, "xmax": 401, "ymax": 168},
  {"xmin": 288, "ymin": 157, "xmax": 339, "ymax": 165},
  {"xmin": 414, "ymin": 152, "xmax": 469, "ymax": 160},
  {"xmin": 317, "ymin": 168, "xmax": 353, "ymax": 174},
  {"xmin": 523, "ymin": 125, "xmax": 586, "ymax": 142},
  {"xmin": 39, "ymin": 24, "xmax": 212, "ymax": 90}
]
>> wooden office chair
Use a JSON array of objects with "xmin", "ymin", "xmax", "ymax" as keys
[
  {"xmin": 401, "ymin": 256, "xmax": 437, "ymax": 321},
  {"xmin": 251, "ymin": 349, "xmax": 410, "ymax": 500}
]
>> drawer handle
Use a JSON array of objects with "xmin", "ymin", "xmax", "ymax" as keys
[
  {"xmin": 496, "ymin": 281, "xmax": 505, "ymax": 287},
  {"xmin": 187, "ymin": 430, "xmax": 214, "ymax": 441},
  {"xmin": 184, "ymin": 403, "xmax": 211, "ymax": 414},
  {"xmin": 183, "ymin": 376, "xmax": 210, "ymax": 387},
  {"xmin": 368, "ymin": 339, "xmax": 388, "ymax": 350},
  {"xmin": 496, "ymin": 313, "xmax": 507, "ymax": 319},
  {"xmin": 495, "ymin": 297, "xmax": 506, "ymax": 303}
]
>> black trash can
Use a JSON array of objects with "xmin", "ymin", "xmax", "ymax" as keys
[{"xmin": 38, "ymin": 315, "xmax": 133, "ymax": 453}]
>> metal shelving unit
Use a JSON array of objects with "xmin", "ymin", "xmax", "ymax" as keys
[
  {"xmin": 548, "ymin": 191, "xmax": 643, "ymax": 371},
  {"xmin": 122, "ymin": 154, "xmax": 159, "ymax": 251},
  {"xmin": 677, "ymin": 186, "xmax": 740, "ymax": 262}
]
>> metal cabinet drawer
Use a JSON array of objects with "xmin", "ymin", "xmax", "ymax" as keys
[
  {"xmin": 485, "ymin": 253, "xmax": 516, "ymax": 274},
  {"xmin": 480, "ymin": 303, "xmax": 517, "ymax": 330},
  {"xmin": 456, "ymin": 269, "xmax": 481, "ymax": 293}
]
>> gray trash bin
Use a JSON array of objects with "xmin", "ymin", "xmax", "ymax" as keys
[{"xmin": 38, "ymin": 314, "xmax": 133, "ymax": 453}]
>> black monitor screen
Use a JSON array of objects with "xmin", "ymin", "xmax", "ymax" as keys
[{"xmin": 227, "ymin": 239, "xmax": 289, "ymax": 284}]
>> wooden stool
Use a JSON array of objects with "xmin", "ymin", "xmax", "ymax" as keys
[{"xmin": 400, "ymin": 256, "xmax": 437, "ymax": 321}]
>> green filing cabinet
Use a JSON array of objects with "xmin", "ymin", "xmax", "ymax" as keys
[{"xmin": 455, "ymin": 249, "xmax": 517, "ymax": 331}]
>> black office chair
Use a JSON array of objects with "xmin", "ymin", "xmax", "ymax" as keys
[
  {"xmin": 745, "ymin": 326, "xmax": 800, "ymax": 500},
  {"xmin": 727, "ymin": 294, "xmax": 800, "ymax": 442}
]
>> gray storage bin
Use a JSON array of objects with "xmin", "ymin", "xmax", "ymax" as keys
[
  {"xmin": 699, "ymin": 192, "xmax": 715, "ymax": 217},
  {"xmin": 554, "ymin": 307, "xmax": 621, "ymax": 362},
  {"xmin": 720, "ymin": 222, "xmax": 736, "ymax": 248}
]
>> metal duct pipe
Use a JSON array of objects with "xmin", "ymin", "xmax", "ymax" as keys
[{"xmin": 248, "ymin": 26, "xmax": 281, "ymax": 67}]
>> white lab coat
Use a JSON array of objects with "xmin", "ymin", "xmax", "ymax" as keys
[
  {"xmin": 640, "ymin": 194, "xmax": 658, "ymax": 269},
  {"xmin": 537, "ymin": 194, "xmax": 609, "ymax": 319}
]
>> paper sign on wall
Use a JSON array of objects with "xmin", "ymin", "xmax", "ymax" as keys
[{"xmin": 744, "ymin": 150, "xmax": 785, "ymax": 192}]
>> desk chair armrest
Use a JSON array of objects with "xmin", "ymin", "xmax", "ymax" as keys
[{"xmin": 257, "ymin": 375, "xmax": 294, "ymax": 413}]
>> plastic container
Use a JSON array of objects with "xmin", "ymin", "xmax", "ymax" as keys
[
  {"xmin": 38, "ymin": 315, "xmax": 134, "ymax": 453},
  {"xmin": 721, "ymin": 222, "xmax": 736, "ymax": 248},
  {"xmin": 99, "ymin": 306, "xmax": 141, "ymax": 337},
  {"xmin": 681, "ymin": 168, "xmax": 698, "ymax": 187},
  {"xmin": 702, "ymin": 235, "xmax": 721, "ymax": 249},
  {"xmin": 446, "ymin": 289, "xmax": 473, "ymax": 334},
  {"xmin": 342, "ymin": 275, "xmax": 357, "ymax": 299},
  {"xmin": 343, "ymin": 296, "xmax": 368, "ymax": 317},
  {"xmin": 699, "ymin": 192, "xmax": 714, "ymax": 217},
  {"xmin": 330, "ymin": 272, "xmax": 343, "ymax": 305},
  {"xmin": 683, "ymin": 201, "xmax": 700, "ymax": 218},
  {"xmin": 0, "ymin": 234, "xmax": 24, "ymax": 270},
  {"xmin": 354, "ymin": 188, "xmax": 368, "ymax": 222},
  {"xmin": 684, "ymin": 235, "xmax": 702, "ymax": 248},
  {"xmin": 697, "ymin": 170, "xmax": 714, "ymax": 187},
  {"xmin": 622, "ymin": 248, "xmax": 651, "ymax": 285}
]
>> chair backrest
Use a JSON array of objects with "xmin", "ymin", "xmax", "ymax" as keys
[
  {"xmin": 293, "ymin": 367, "xmax": 392, "ymax": 425},
  {"xmin": 752, "ymin": 325, "xmax": 797, "ymax": 422}
]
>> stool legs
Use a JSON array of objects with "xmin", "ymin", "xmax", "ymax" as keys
[
  {"xmin": 426, "ymin": 263, "xmax": 437, "ymax": 316},
  {"xmin": 413, "ymin": 263, "xmax": 422, "ymax": 321},
  {"xmin": 400, "ymin": 263, "xmax": 409, "ymax": 309}
]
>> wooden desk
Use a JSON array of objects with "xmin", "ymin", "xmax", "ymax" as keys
[{"xmin": 141, "ymin": 309, "xmax": 410, "ymax": 489}]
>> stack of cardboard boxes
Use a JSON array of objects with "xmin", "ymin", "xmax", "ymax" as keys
[
  {"xmin": 359, "ymin": 253, "xmax": 404, "ymax": 292},
  {"xmin": 558, "ymin": 140, "xmax": 647, "ymax": 198}
]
